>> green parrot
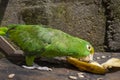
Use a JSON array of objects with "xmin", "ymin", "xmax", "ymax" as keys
[{"xmin": 0, "ymin": 24, "xmax": 94, "ymax": 70}]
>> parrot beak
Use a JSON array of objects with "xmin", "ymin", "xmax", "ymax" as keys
[
  {"xmin": 88, "ymin": 54, "xmax": 94, "ymax": 61},
  {"xmin": 79, "ymin": 54, "xmax": 94, "ymax": 62},
  {"xmin": 87, "ymin": 47, "xmax": 94, "ymax": 62},
  {"xmin": 79, "ymin": 47, "xmax": 94, "ymax": 62}
]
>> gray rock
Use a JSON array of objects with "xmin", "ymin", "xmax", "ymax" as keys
[{"xmin": 0, "ymin": 0, "xmax": 25, "ymax": 26}]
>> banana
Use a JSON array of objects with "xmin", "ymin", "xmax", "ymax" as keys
[{"xmin": 67, "ymin": 57, "xmax": 107, "ymax": 74}]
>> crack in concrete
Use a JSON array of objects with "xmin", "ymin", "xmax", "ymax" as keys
[{"xmin": 102, "ymin": 0, "xmax": 114, "ymax": 51}]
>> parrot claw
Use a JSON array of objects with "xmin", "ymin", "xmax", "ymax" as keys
[
  {"xmin": 22, "ymin": 64, "xmax": 52, "ymax": 71},
  {"xmin": 37, "ymin": 66, "xmax": 52, "ymax": 71},
  {"xmin": 22, "ymin": 65, "xmax": 36, "ymax": 69}
]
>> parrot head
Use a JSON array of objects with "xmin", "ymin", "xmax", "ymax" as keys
[
  {"xmin": 72, "ymin": 39, "xmax": 95, "ymax": 62},
  {"xmin": 79, "ymin": 44, "xmax": 94, "ymax": 62},
  {"xmin": 0, "ymin": 27, "xmax": 8, "ymax": 36}
]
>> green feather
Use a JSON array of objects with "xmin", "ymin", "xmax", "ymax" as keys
[
  {"xmin": 0, "ymin": 31, "xmax": 5, "ymax": 36},
  {"xmin": 0, "ymin": 27, "xmax": 8, "ymax": 32},
  {"xmin": 0, "ymin": 27, "xmax": 8, "ymax": 36}
]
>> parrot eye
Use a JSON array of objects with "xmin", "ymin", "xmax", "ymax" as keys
[{"xmin": 87, "ymin": 45, "xmax": 91, "ymax": 51}]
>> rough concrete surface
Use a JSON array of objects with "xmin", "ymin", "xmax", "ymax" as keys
[
  {"xmin": 21, "ymin": 0, "xmax": 106, "ymax": 51},
  {"xmin": 0, "ymin": 0, "xmax": 120, "ymax": 52},
  {"xmin": 0, "ymin": 0, "xmax": 25, "ymax": 25},
  {"xmin": 103, "ymin": 0, "xmax": 120, "ymax": 51},
  {"xmin": 0, "ymin": 52, "xmax": 120, "ymax": 80}
]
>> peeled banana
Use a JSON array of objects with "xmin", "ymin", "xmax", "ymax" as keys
[{"xmin": 67, "ymin": 57, "xmax": 107, "ymax": 74}]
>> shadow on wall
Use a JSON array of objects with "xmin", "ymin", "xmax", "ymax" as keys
[{"xmin": 0, "ymin": 0, "xmax": 9, "ymax": 24}]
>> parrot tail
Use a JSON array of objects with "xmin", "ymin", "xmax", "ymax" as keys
[{"xmin": 0, "ymin": 27, "xmax": 8, "ymax": 36}]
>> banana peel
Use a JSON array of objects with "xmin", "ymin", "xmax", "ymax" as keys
[
  {"xmin": 101, "ymin": 58, "xmax": 120, "ymax": 69},
  {"xmin": 67, "ymin": 57, "xmax": 107, "ymax": 74}
]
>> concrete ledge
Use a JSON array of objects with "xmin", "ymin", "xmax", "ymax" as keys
[
  {"xmin": 0, "ymin": 36, "xmax": 24, "ymax": 56},
  {"xmin": 0, "ymin": 52, "xmax": 120, "ymax": 80}
]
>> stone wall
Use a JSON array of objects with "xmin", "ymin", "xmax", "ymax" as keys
[
  {"xmin": 103, "ymin": 0, "xmax": 120, "ymax": 51},
  {"xmin": 21, "ymin": 0, "xmax": 106, "ymax": 51},
  {"xmin": 0, "ymin": 0, "xmax": 120, "ymax": 52},
  {"xmin": 0, "ymin": 0, "xmax": 24, "ymax": 25}
]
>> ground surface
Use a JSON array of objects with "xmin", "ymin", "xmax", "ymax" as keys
[{"xmin": 0, "ymin": 52, "xmax": 120, "ymax": 80}]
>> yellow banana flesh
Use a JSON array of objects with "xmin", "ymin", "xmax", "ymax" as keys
[{"xmin": 67, "ymin": 57, "xmax": 107, "ymax": 74}]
